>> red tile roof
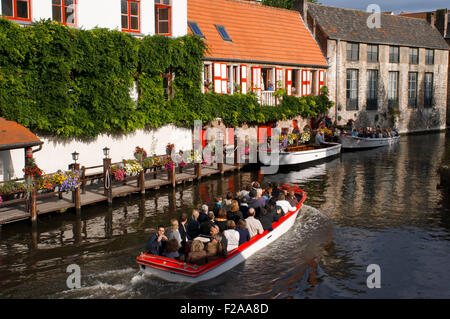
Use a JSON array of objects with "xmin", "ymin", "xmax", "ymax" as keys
[
  {"xmin": 187, "ymin": 0, "xmax": 328, "ymax": 67},
  {"xmin": 0, "ymin": 117, "xmax": 42, "ymax": 151}
]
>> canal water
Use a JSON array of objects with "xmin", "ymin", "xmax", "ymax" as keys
[{"xmin": 0, "ymin": 132, "xmax": 449, "ymax": 299}]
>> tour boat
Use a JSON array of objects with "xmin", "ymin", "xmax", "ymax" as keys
[
  {"xmin": 136, "ymin": 186, "xmax": 307, "ymax": 283},
  {"xmin": 339, "ymin": 135, "xmax": 400, "ymax": 150},
  {"xmin": 277, "ymin": 142, "xmax": 342, "ymax": 166}
]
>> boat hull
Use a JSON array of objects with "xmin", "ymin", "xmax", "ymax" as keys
[
  {"xmin": 137, "ymin": 190, "xmax": 306, "ymax": 283},
  {"xmin": 278, "ymin": 142, "xmax": 341, "ymax": 166},
  {"xmin": 339, "ymin": 135, "xmax": 400, "ymax": 149}
]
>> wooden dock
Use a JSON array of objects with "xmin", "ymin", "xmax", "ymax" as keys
[{"xmin": 0, "ymin": 162, "xmax": 241, "ymax": 226}]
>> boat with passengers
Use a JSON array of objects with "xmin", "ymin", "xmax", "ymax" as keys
[{"xmin": 136, "ymin": 184, "xmax": 306, "ymax": 283}]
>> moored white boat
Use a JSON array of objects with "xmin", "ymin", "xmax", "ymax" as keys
[
  {"xmin": 277, "ymin": 142, "xmax": 341, "ymax": 166},
  {"xmin": 339, "ymin": 135, "xmax": 400, "ymax": 149},
  {"xmin": 136, "ymin": 187, "xmax": 306, "ymax": 283}
]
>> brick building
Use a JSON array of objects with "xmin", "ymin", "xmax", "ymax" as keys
[{"xmin": 296, "ymin": 0, "xmax": 450, "ymax": 133}]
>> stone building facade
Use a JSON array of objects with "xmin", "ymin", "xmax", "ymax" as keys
[{"xmin": 296, "ymin": 1, "xmax": 450, "ymax": 133}]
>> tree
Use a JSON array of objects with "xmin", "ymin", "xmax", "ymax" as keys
[{"xmin": 261, "ymin": 0, "xmax": 318, "ymax": 10}]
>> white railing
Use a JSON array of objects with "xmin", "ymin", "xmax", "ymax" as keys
[{"xmin": 260, "ymin": 91, "xmax": 276, "ymax": 106}]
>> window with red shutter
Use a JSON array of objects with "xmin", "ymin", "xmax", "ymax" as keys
[
  {"xmin": 155, "ymin": 0, "xmax": 171, "ymax": 36},
  {"xmin": 121, "ymin": 0, "xmax": 140, "ymax": 33},
  {"xmin": 241, "ymin": 65, "xmax": 247, "ymax": 94},
  {"xmin": 52, "ymin": 0, "xmax": 77, "ymax": 26},
  {"xmin": 2, "ymin": 0, "xmax": 31, "ymax": 21},
  {"xmin": 285, "ymin": 69, "xmax": 293, "ymax": 96}
]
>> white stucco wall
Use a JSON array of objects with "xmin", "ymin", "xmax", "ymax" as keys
[
  {"xmin": 3, "ymin": 125, "xmax": 193, "ymax": 180},
  {"xmin": 0, "ymin": 0, "xmax": 187, "ymax": 37}
]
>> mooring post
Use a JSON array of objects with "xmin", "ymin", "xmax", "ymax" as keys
[
  {"xmin": 139, "ymin": 170, "xmax": 145, "ymax": 194},
  {"xmin": 103, "ymin": 157, "xmax": 112, "ymax": 205},
  {"xmin": 81, "ymin": 166, "xmax": 86, "ymax": 194},
  {"xmin": 234, "ymin": 135, "xmax": 240, "ymax": 171},
  {"xmin": 195, "ymin": 163, "xmax": 202, "ymax": 181},
  {"xmin": 69, "ymin": 163, "xmax": 81, "ymax": 215},
  {"xmin": 168, "ymin": 167, "xmax": 176, "ymax": 188},
  {"xmin": 30, "ymin": 177, "xmax": 37, "ymax": 225}
]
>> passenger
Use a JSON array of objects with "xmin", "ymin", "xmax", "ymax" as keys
[
  {"xmin": 248, "ymin": 189, "xmax": 263, "ymax": 219},
  {"xmin": 234, "ymin": 191, "xmax": 242, "ymax": 205},
  {"xmin": 227, "ymin": 200, "xmax": 243, "ymax": 224},
  {"xmin": 262, "ymin": 183, "xmax": 272, "ymax": 204},
  {"xmin": 178, "ymin": 213, "xmax": 188, "ymax": 253},
  {"xmin": 273, "ymin": 205, "xmax": 285, "ymax": 222},
  {"xmin": 223, "ymin": 220, "xmax": 240, "ymax": 252},
  {"xmin": 265, "ymin": 196, "xmax": 278, "ymax": 214},
  {"xmin": 223, "ymin": 192, "xmax": 234, "ymax": 212},
  {"xmin": 236, "ymin": 219, "xmax": 251, "ymax": 245},
  {"xmin": 198, "ymin": 204, "xmax": 209, "ymax": 224},
  {"xmin": 166, "ymin": 219, "xmax": 182, "ymax": 248},
  {"xmin": 163, "ymin": 238, "xmax": 180, "ymax": 260},
  {"xmin": 145, "ymin": 225, "xmax": 168, "ymax": 256},
  {"xmin": 240, "ymin": 184, "xmax": 252, "ymax": 201},
  {"xmin": 186, "ymin": 209, "xmax": 200, "ymax": 240},
  {"xmin": 259, "ymin": 208, "xmax": 275, "ymax": 232},
  {"xmin": 215, "ymin": 208, "xmax": 228, "ymax": 232},
  {"xmin": 286, "ymin": 190, "xmax": 299, "ymax": 207},
  {"xmin": 256, "ymin": 188, "xmax": 266, "ymax": 208},
  {"xmin": 207, "ymin": 225, "xmax": 227, "ymax": 259},
  {"xmin": 186, "ymin": 240, "xmax": 207, "ymax": 266},
  {"xmin": 245, "ymin": 208, "xmax": 264, "ymax": 238},
  {"xmin": 199, "ymin": 212, "xmax": 216, "ymax": 236},
  {"xmin": 212, "ymin": 196, "xmax": 223, "ymax": 217},
  {"xmin": 271, "ymin": 182, "xmax": 282, "ymax": 200},
  {"xmin": 239, "ymin": 196, "xmax": 249, "ymax": 219},
  {"xmin": 276, "ymin": 194, "xmax": 296, "ymax": 214},
  {"xmin": 315, "ymin": 131, "xmax": 325, "ymax": 146}
]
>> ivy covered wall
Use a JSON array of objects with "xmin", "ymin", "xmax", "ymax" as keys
[{"xmin": 0, "ymin": 19, "xmax": 333, "ymax": 138}]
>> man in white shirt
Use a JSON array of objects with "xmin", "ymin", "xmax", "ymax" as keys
[
  {"xmin": 276, "ymin": 194, "xmax": 297, "ymax": 213},
  {"xmin": 245, "ymin": 208, "xmax": 264, "ymax": 238}
]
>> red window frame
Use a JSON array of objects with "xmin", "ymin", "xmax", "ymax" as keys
[
  {"xmin": 155, "ymin": 1, "xmax": 171, "ymax": 36},
  {"xmin": 52, "ymin": 0, "xmax": 77, "ymax": 27},
  {"xmin": 121, "ymin": 0, "xmax": 140, "ymax": 33},
  {"xmin": 2, "ymin": 0, "xmax": 32, "ymax": 22}
]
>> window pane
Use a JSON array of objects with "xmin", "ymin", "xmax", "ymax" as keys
[
  {"xmin": 121, "ymin": 0, "xmax": 128, "ymax": 14},
  {"xmin": 159, "ymin": 8, "xmax": 169, "ymax": 20},
  {"xmin": 52, "ymin": 5, "xmax": 62, "ymax": 22},
  {"xmin": 159, "ymin": 21, "xmax": 169, "ymax": 34},
  {"xmin": 1, "ymin": 0, "xmax": 13, "ymax": 16},
  {"xmin": 130, "ymin": 16, "xmax": 139, "ymax": 30},
  {"xmin": 121, "ymin": 14, "xmax": 128, "ymax": 29},
  {"xmin": 65, "ymin": 6, "xmax": 75, "ymax": 24},
  {"xmin": 16, "ymin": 0, "xmax": 29, "ymax": 19},
  {"xmin": 130, "ymin": 2, "xmax": 138, "ymax": 16},
  {"xmin": 52, "ymin": 0, "xmax": 61, "ymax": 5}
]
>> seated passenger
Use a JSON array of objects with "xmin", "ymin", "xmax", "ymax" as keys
[
  {"xmin": 227, "ymin": 200, "xmax": 243, "ymax": 224},
  {"xmin": 273, "ymin": 205, "xmax": 285, "ymax": 222},
  {"xmin": 276, "ymin": 194, "xmax": 296, "ymax": 214},
  {"xmin": 206, "ymin": 234, "xmax": 226, "ymax": 261},
  {"xmin": 145, "ymin": 226, "xmax": 168, "ymax": 256},
  {"xmin": 163, "ymin": 238, "xmax": 180, "ymax": 260},
  {"xmin": 239, "ymin": 197, "xmax": 249, "ymax": 219},
  {"xmin": 236, "ymin": 219, "xmax": 250, "ymax": 246},
  {"xmin": 223, "ymin": 220, "xmax": 240, "ymax": 252},
  {"xmin": 286, "ymin": 190, "xmax": 299, "ymax": 207},
  {"xmin": 198, "ymin": 204, "xmax": 209, "ymax": 224},
  {"xmin": 210, "ymin": 225, "xmax": 228, "ymax": 257},
  {"xmin": 215, "ymin": 208, "xmax": 228, "ymax": 232},
  {"xmin": 186, "ymin": 209, "xmax": 200, "ymax": 241},
  {"xmin": 245, "ymin": 208, "xmax": 264, "ymax": 238},
  {"xmin": 166, "ymin": 219, "xmax": 182, "ymax": 248},
  {"xmin": 199, "ymin": 212, "xmax": 216, "ymax": 236},
  {"xmin": 186, "ymin": 240, "xmax": 207, "ymax": 266},
  {"xmin": 259, "ymin": 208, "xmax": 275, "ymax": 231}
]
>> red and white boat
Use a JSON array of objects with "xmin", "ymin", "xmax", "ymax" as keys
[{"xmin": 136, "ymin": 185, "xmax": 307, "ymax": 283}]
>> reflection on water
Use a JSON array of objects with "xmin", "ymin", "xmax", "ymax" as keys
[{"xmin": 0, "ymin": 132, "xmax": 450, "ymax": 298}]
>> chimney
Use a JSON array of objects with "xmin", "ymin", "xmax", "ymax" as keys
[
  {"xmin": 294, "ymin": 0, "xmax": 308, "ymax": 21},
  {"xmin": 434, "ymin": 9, "xmax": 448, "ymax": 37}
]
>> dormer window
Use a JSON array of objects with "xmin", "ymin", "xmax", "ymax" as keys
[
  {"xmin": 188, "ymin": 21, "xmax": 205, "ymax": 38},
  {"xmin": 1, "ymin": 0, "xmax": 31, "ymax": 21},
  {"xmin": 215, "ymin": 25, "xmax": 232, "ymax": 42},
  {"xmin": 155, "ymin": 0, "xmax": 171, "ymax": 36}
]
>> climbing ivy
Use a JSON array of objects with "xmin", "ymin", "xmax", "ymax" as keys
[{"xmin": 0, "ymin": 18, "xmax": 333, "ymax": 138}]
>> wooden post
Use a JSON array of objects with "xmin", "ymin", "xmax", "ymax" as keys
[
  {"xmin": 195, "ymin": 163, "xmax": 202, "ymax": 181},
  {"xmin": 234, "ymin": 135, "xmax": 240, "ymax": 171},
  {"xmin": 81, "ymin": 166, "xmax": 86, "ymax": 194},
  {"xmin": 218, "ymin": 162, "xmax": 224, "ymax": 175},
  {"xmin": 139, "ymin": 170, "xmax": 145, "ymax": 194},
  {"xmin": 168, "ymin": 167, "xmax": 176, "ymax": 188},
  {"xmin": 69, "ymin": 163, "xmax": 81, "ymax": 214},
  {"xmin": 103, "ymin": 158, "xmax": 112, "ymax": 205},
  {"xmin": 30, "ymin": 177, "xmax": 37, "ymax": 225}
]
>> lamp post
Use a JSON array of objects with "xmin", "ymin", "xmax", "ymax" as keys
[
  {"xmin": 103, "ymin": 147, "xmax": 110, "ymax": 159},
  {"xmin": 103, "ymin": 147, "xmax": 112, "ymax": 205}
]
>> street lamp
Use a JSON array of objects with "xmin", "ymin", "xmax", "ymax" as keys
[
  {"xmin": 103, "ymin": 147, "xmax": 110, "ymax": 159},
  {"xmin": 72, "ymin": 151, "xmax": 79, "ymax": 164}
]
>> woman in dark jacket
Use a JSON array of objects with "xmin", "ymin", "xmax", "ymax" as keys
[
  {"xmin": 226, "ymin": 200, "xmax": 243, "ymax": 224},
  {"xmin": 215, "ymin": 208, "xmax": 228, "ymax": 232},
  {"xmin": 259, "ymin": 208, "xmax": 275, "ymax": 231},
  {"xmin": 236, "ymin": 219, "xmax": 250, "ymax": 246},
  {"xmin": 186, "ymin": 209, "xmax": 200, "ymax": 240}
]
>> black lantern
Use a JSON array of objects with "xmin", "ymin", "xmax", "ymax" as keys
[
  {"xmin": 72, "ymin": 151, "xmax": 79, "ymax": 164},
  {"xmin": 103, "ymin": 147, "xmax": 110, "ymax": 158}
]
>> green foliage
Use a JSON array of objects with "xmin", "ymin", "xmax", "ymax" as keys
[
  {"xmin": 0, "ymin": 18, "xmax": 333, "ymax": 138},
  {"xmin": 261, "ymin": 0, "xmax": 319, "ymax": 10}
]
